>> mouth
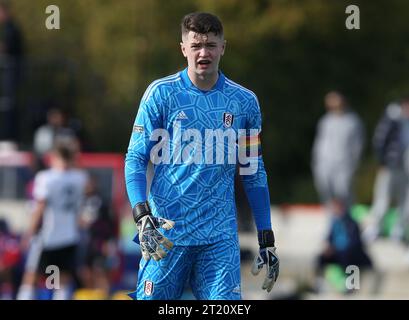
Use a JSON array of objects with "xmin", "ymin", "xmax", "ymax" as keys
[{"xmin": 197, "ymin": 60, "xmax": 211, "ymax": 67}]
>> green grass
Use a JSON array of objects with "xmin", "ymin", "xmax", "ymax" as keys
[
  {"xmin": 324, "ymin": 204, "xmax": 401, "ymax": 293},
  {"xmin": 351, "ymin": 204, "xmax": 398, "ymax": 236}
]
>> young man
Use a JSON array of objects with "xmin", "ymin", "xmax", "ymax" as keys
[
  {"xmin": 363, "ymin": 97, "xmax": 409, "ymax": 243},
  {"xmin": 17, "ymin": 141, "xmax": 88, "ymax": 300},
  {"xmin": 314, "ymin": 197, "xmax": 373, "ymax": 294},
  {"xmin": 312, "ymin": 91, "xmax": 364, "ymax": 212},
  {"xmin": 125, "ymin": 12, "xmax": 279, "ymax": 300}
]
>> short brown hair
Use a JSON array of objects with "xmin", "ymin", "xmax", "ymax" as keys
[
  {"xmin": 181, "ymin": 12, "xmax": 223, "ymax": 38},
  {"xmin": 52, "ymin": 140, "xmax": 78, "ymax": 162}
]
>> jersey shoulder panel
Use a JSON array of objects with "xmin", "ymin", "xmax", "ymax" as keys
[
  {"xmin": 32, "ymin": 169, "xmax": 55, "ymax": 200},
  {"xmin": 35, "ymin": 168, "xmax": 58, "ymax": 185},
  {"xmin": 224, "ymin": 77, "xmax": 261, "ymax": 127},
  {"xmin": 34, "ymin": 169, "xmax": 50, "ymax": 181},
  {"xmin": 141, "ymin": 72, "xmax": 183, "ymax": 105},
  {"xmin": 224, "ymin": 77, "xmax": 259, "ymax": 105}
]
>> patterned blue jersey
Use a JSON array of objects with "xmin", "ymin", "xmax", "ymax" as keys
[{"xmin": 125, "ymin": 68, "xmax": 269, "ymax": 246}]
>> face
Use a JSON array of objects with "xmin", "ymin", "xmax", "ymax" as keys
[
  {"xmin": 331, "ymin": 199, "xmax": 346, "ymax": 216},
  {"xmin": 48, "ymin": 111, "xmax": 64, "ymax": 127},
  {"xmin": 402, "ymin": 101, "xmax": 409, "ymax": 118},
  {"xmin": 180, "ymin": 31, "xmax": 226, "ymax": 78},
  {"xmin": 325, "ymin": 92, "xmax": 345, "ymax": 112},
  {"xmin": 50, "ymin": 152, "xmax": 64, "ymax": 168}
]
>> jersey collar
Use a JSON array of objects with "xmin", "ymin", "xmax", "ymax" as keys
[{"xmin": 180, "ymin": 67, "xmax": 225, "ymax": 93}]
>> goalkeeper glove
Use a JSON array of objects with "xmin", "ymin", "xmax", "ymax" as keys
[
  {"xmin": 132, "ymin": 201, "xmax": 175, "ymax": 261},
  {"xmin": 251, "ymin": 229, "xmax": 280, "ymax": 292}
]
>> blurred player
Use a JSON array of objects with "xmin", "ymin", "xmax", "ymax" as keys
[
  {"xmin": 364, "ymin": 97, "xmax": 409, "ymax": 242},
  {"xmin": 317, "ymin": 198, "xmax": 373, "ymax": 273},
  {"xmin": 33, "ymin": 108, "xmax": 78, "ymax": 171},
  {"xmin": 77, "ymin": 175, "xmax": 116, "ymax": 292},
  {"xmin": 125, "ymin": 12, "xmax": 279, "ymax": 300},
  {"xmin": 314, "ymin": 197, "xmax": 373, "ymax": 293},
  {"xmin": 17, "ymin": 141, "xmax": 88, "ymax": 300},
  {"xmin": 312, "ymin": 91, "xmax": 364, "ymax": 211}
]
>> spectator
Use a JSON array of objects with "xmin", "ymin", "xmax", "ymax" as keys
[
  {"xmin": 33, "ymin": 108, "xmax": 78, "ymax": 170},
  {"xmin": 77, "ymin": 175, "xmax": 117, "ymax": 293},
  {"xmin": 364, "ymin": 97, "xmax": 409, "ymax": 243},
  {"xmin": 314, "ymin": 198, "xmax": 373, "ymax": 293},
  {"xmin": 312, "ymin": 91, "xmax": 365, "ymax": 212}
]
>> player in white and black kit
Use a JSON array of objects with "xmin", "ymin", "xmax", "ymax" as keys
[{"xmin": 17, "ymin": 141, "xmax": 88, "ymax": 300}]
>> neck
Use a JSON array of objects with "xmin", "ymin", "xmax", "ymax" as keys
[
  {"xmin": 330, "ymin": 108, "xmax": 345, "ymax": 115},
  {"xmin": 56, "ymin": 164, "xmax": 71, "ymax": 171},
  {"xmin": 52, "ymin": 159, "xmax": 73, "ymax": 171},
  {"xmin": 187, "ymin": 68, "xmax": 219, "ymax": 91}
]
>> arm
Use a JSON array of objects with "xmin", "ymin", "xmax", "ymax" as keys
[
  {"xmin": 311, "ymin": 117, "xmax": 324, "ymax": 171},
  {"xmin": 373, "ymin": 105, "xmax": 398, "ymax": 165},
  {"xmin": 350, "ymin": 114, "xmax": 365, "ymax": 170},
  {"xmin": 239, "ymin": 97, "xmax": 272, "ymax": 232},
  {"xmin": 21, "ymin": 172, "xmax": 48, "ymax": 251},
  {"xmin": 22, "ymin": 200, "xmax": 46, "ymax": 248},
  {"xmin": 373, "ymin": 118, "xmax": 392, "ymax": 165},
  {"xmin": 240, "ymin": 95, "xmax": 279, "ymax": 292},
  {"xmin": 125, "ymin": 83, "xmax": 168, "ymax": 207},
  {"xmin": 124, "ymin": 86, "xmax": 174, "ymax": 261},
  {"xmin": 241, "ymin": 156, "xmax": 272, "ymax": 231}
]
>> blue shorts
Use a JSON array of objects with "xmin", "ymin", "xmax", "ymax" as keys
[{"xmin": 131, "ymin": 237, "xmax": 241, "ymax": 300}]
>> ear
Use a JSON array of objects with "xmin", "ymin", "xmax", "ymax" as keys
[
  {"xmin": 180, "ymin": 41, "xmax": 187, "ymax": 58},
  {"xmin": 221, "ymin": 39, "xmax": 227, "ymax": 56}
]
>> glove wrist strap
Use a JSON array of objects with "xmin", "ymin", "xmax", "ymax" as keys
[
  {"xmin": 258, "ymin": 230, "xmax": 275, "ymax": 248},
  {"xmin": 132, "ymin": 201, "xmax": 151, "ymax": 223}
]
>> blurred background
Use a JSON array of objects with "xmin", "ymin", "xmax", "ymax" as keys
[{"xmin": 1, "ymin": 0, "xmax": 409, "ymax": 300}]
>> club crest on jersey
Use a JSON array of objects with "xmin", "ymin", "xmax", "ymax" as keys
[
  {"xmin": 144, "ymin": 280, "xmax": 154, "ymax": 296},
  {"xmin": 223, "ymin": 112, "xmax": 234, "ymax": 128},
  {"xmin": 133, "ymin": 125, "xmax": 144, "ymax": 133}
]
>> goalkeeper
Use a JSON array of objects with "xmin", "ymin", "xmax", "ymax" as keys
[{"xmin": 125, "ymin": 12, "xmax": 279, "ymax": 300}]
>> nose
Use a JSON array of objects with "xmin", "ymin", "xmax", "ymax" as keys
[{"xmin": 199, "ymin": 47, "xmax": 209, "ymax": 57}]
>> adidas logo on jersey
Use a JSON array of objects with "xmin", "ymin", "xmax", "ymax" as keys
[{"xmin": 176, "ymin": 111, "xmax": 188, "ymax": 120}]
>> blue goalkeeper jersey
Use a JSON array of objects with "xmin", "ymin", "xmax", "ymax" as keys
[{"xmin": 125, "ymin": 68, "xmax": 269, "ymax": 246}]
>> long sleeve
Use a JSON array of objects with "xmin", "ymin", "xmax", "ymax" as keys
[
  {"xmin": 125, "ymin": 86, "xmax": 163, "ymax": 208},
  {"xmin": 239, "ymin": 96, "xmax": 272, "ymax": 231},
  {"xmin": 373, "ymin": 103, "xmax": 403, "ymax": 166},
  {"xmin": 373, "ymin": 116, "xmax": 393, "ymax": 165},
  {"xmin": 311, "ymin": 117, "xmax": 324, "ymax": 170}
]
